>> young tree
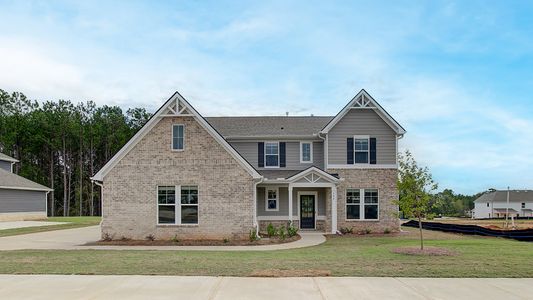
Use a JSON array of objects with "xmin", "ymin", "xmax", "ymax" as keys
[{"xmin": 397, "ymin": 150, "xmax": 438, "ymax": 250}]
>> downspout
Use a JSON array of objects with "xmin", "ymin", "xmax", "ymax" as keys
[
  {"xmin": 93, "ymin": 180, "xmax": 104, "ymax": 226},
  {"xmin": 45, "ymin": 191, "xmax": 50, "ymax": 218},
  {"xmin": 253, "ymin": 177, "xmax": 264, "ymax": 237}
]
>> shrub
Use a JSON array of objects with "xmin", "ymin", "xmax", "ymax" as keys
[
  {"xmin": 223, "ymin": 237, "xmax": 230, "ymax": 243},
  {"xmin": 266, "ymin": 223, "xmax": 276, "ymax": 238},
  {"xmin": 145, "ymin": 234, "xmax": 155, "ymax": 241},
  {"xmin": 278, "ymin": 225, "xmax": 287, "ymax": 240},
  {"xmin": 171, "ymin": 235, "xmax": 179, "ymax": 243},
  {"xmin": 383, "ymin": 228, "xmax": 391, "ymax": 234},
  {"xmin": 102, "ymin": 232, "xmax": 112, "ymax": 241},
  {"xmin": 120, "ymin": 236, "xmax": 130, "ymax": 241},
  {"xmin": 340, "ymin": 227, "xmax": 353, "ymax": 234},
  {"xmin": 364, "ymin": 228, "xmax": 372, "ymax": 234},
  {"xmin": 287, "ymin": 223, "xmax": 298, "ymax": 237},
  {"xmin": 249, "ymin": 229, "xmax": 259, "ymax": 242}
]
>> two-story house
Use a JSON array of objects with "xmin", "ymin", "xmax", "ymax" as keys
[{"xmin": 91, "ymin": 89, "xmax": 405, "ymax": 239}]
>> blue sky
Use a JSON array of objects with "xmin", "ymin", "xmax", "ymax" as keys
[{"xmin": 1, "ymin": 1, "xmax": 532, "ymax": 194}]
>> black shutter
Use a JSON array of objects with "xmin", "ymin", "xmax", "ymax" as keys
[
  {"xmin": 370, "ymin": 138, "xmax": 377, "ymax": 164},
  {"xmin": 279, "ymin": 142, "xmax": 286, "ymax": 167},
  {"xmin": 347, "ymin": 138, "xmax": 354, "ymax": 164},
  {"xmin": 258, "ymin": 142, "xmax": 264, "ymax": 167}
]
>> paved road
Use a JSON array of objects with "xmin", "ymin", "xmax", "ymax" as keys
[
  {"xmin": 0, "ymin": 225, "xmax": 326, "ymax": 251},
  {"xmin": 0, "ymin": 275, "xmax": 530, "ymax": 299}
]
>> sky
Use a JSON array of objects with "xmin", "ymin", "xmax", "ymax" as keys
[{"xmin": 0, "ymin": 0, "xmax": 532, "ymax": 194}]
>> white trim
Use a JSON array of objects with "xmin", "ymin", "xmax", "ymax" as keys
[
  {"xmin": 91, "ymin": 92, "xmax": 262, "ymax": 181},
  {"xmin": 0, "ymin": 185, "xmax": 53, "ymax": 192},
  {"xmin": 299, "ymin": 141, "xmax": 313, "ymax": 163},
  {"xmin": 10, "ymin": 162, "xmax": 15, "ymax": 173},
  {"xmin": 345, "ymin": 188, "xmax": 379, "ymax": 221},
  {"xmin": 286, "ymin": 166, "xmax": 340, "ymax": 183},
  {"xmin": 171, "ymin": 124, "xmax": 185, "ymax": 151},
  {"xmin": 256, "ymin": 215, "xmax": 325, "ymax": 221},
  {"xmin": 297, "ymin": 191, "xmax": 318, "ymax": 229},
  {"xmin": 327, "ymin": 164, "xmax": 397, "ymax": 169},
  {"xmin": 265, "ymin": 187, "xmax": 279, "ymax": 212},
  {"xmin": 0, "ymin": 156, "xmax": 19, "ymax": 163},
  {"xmin": 264, "ymin": 141, "xmax": 280, "ymax": 168},
  {"xmin": 156, "ymin": 185, "xmax": 199, "ymax": 226},
  {"xmin": 320, "ymin": 89, "xmax": 406, "ymax": 135},
  {"xmin": 331, "ymin": 185, "xmax": 337, "ymax": 234},
  {"xmin": 226, "ymin": 136, "xmax": 321, "ymax": 141},
  {"xmin": 353, "ymin": 135, "xmax": 370, "ymax": 165}
]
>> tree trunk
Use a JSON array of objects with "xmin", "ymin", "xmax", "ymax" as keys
[
  {"xmin": 90, "ymin": 136, "xmax": 94, "ymax": 216},
  {"xmin": 62, "ymin": 136, "xmax": 67, "ymax": 217},
  {"xmin": 418, "ymin": 215, "xmax": 424, "ymax": 250},
  {"xmin": 49, "ymin": 149, "xmax": 54, "ymax": 217},
  {"xmin": 79, "ymin": 127, "xmax": 83, "ymax": 217}
]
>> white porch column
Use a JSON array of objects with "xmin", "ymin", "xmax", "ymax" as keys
[
  {"xmin": 288, "ymin": 184, "xmax": 293, "ymax": 223},
  {"xmin": 331, "ymin": 184, "xmax": 337, "ymax": 234}
]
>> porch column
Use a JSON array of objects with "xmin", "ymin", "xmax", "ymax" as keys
[
  {"xmin": 288, "ymin": 184, "xmax": 293, "ymax": 223},
  {"xmin": 331, "ymin": 184, "xmax": 337, "ymax": 234}
]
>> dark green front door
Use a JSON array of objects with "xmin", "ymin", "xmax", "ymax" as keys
[{"xmin": 300, "ymin": 195, "xmax": 315, "ymax": 229}]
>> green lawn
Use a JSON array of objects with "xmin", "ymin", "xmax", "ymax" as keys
[
  {"xmin": 0, "ymin": 227, "xmax": 531, "ymax": 277},
  {"xmin": 0, "ymin": 217, "xmax": 101, "ymax": 237}
]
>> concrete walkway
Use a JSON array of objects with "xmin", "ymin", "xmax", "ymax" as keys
[
  {"xmin": 0, "ymin": 275, "xmax": 531, "ymax": 299},
  {"xmin": 0, "ymin": 221, "xmax": 66, "ymax": 230},
  {"xmin": 0, "ymin": 225, "xmax": 326, "ymax": 251}
]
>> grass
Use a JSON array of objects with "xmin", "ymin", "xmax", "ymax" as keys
[
  {"xmin": 0, "ymin": 227, "xmax": 531, "ymax": 277},
  {"xmin": 0, "ymin": 217, "xmax": 101, "ymax": 237}
]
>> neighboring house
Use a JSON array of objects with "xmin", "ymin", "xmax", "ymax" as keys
[
  {"xmin": 473, "ymin": 190, "xmax": 533, "ymax": 219},
  {"xmin": 91, "ymin": 89, "xmax": 405, "ymax": 239},
  {"xmin": 0, "ymin": 153, "xmax": 52, "ymax": 221}
]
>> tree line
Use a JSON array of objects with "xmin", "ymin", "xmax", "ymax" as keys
[{"xmin": 0, "ymin": 89, "xmax": 151, "ymax": 216}]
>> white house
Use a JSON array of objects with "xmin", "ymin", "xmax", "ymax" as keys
[{"xmin": 473, "ymin": 190, "xmax": 533, "ymax": 219}]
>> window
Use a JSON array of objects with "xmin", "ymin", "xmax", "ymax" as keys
[
  {"xmin": 487, "ymin": 203, "xmax": 490, "ymax": 207},
  {"xmin": 172, "ymin": 124, "xmax": 184, "ymax": 150},
  {"xmin": 354, "ymin": 136, "xmax": 369, "ymax": 164},
  {"xmin": 300, "ymin": 142, "xmax": 313, "ymax": 163},
  {"xmin": 265, "ymin": 142, "xmax": 279, "ymax": 167},
  {"xmin": 346, "ymin": 188, "xmax": 379, "ymax": 220},
  {"xmin": 157, "ymin": 185, "xmax": 198, "ymax": 225},
  {"xmin": 522, "ymin": 203, "xmax": 526, "ymax": 209},
  {"xmin": 265, "ymin": 188, "xmax": 279, "ymax": 211}
]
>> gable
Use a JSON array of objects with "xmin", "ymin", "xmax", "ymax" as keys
[{"xmin": 91, "ymin": 92, "xmax": 261, "ymax": 181}]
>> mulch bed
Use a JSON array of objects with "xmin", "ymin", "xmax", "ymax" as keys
[
  {"xmin": 87, "ymin": 234, "xmax": 300, "ymax": 246},
  {"xmin": 250, "ymin": 269, "xmax": 331, "ymax": 277},
  {"xmin": 391, "ymin": 246, "xmax": 457, "ymax": 256}
]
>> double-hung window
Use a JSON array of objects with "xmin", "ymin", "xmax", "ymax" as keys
[
  {"xmin": 346, "ymin": 188, "xmax": 379, "ymax": 220},
  {"xmin": 172, "ymin": 124, "xmax": 184, "ymax": 150},
  {"xmin": 354, "ymin": 136, "xmax": 369, "ymax": 164},
  {"xmin": 300, "ymin": 142, "xmax": 313, "ymax": 163},
  {"xmin": 157, "ymin": 185, "xmax": 198, "ymax": 225},
  {"xmin": 265, "ymin": 188, "xmax": 279, "ymax": 211},
  {"xmin": 265, "ymin": 142, "xmax": 279, "ymax": 168}
]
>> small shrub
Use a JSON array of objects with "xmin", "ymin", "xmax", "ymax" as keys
[
  {"xmin": 249, "ymin": 229, "xmax": 259, "ymax": 242},
  {"xmin": 171, "ymin": 235, "xmax": 179, "ymax": 243},
  {"xmin": 102, "ymin": 232, "xmax": 112, "ymax": 241},
  {"xmin": 383, "ymin": 228, "xmax": 391, "ymax": 234},
  {"xmin": 145, "ymin": 234, "xmax": 155, "ymax": 241},
  {"xmin": 426, "ymin": 213, "xmax": 436, "ymax": 220},
  {"xmin": 120, "ymin": 236, "xmax": 130, "ymax": 241},
  {"xmin": 278, "ymin": 225, "xmax": 287, "ymax": 240},
  {"xmin": 365, "ymin": 228, "xmax": 372, "ymax": 234},
  {"xmin": 223, "ymin": 237, "xmax": 230, "ymax": 244},
  {"xmin": 287, "ymin": 223, "xmax": 298, "ymax": 237},
  {"xmin": 339, "ymin": 227, "xmax": 353, "ymax": 234},
  {"xmin": 266, "ymin": 223, "xmax": 276, "ymax": 238}
]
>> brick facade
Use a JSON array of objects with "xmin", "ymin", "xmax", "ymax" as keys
[{"xmin": 102, "ymin": 116, "xmax": 255, "ymax": 240}]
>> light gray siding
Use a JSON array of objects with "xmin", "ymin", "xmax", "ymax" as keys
[
  {"xmin": 257, "ymin": 186, "xmax": 327, "ymax": 217},
  {"xmin": 0, "ymin": 161, "xmax": 12, "ymax": 172},
  {"xmin": 328, "ymin": 109, "xmax": 397, "ymax": 165},
  {"xmin": 230, "ymin": 141, "xmax": 324, "ymax": 171},
  {"xmin": 0, "ymin": 189, "xmax": 47, "ymax": 213}
]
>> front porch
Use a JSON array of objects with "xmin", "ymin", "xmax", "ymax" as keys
[{"xmin": 255, "ymin": 167, "xmax": 339, "ymax": 233}]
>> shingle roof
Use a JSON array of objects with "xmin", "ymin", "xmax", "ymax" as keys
[
  {"xmin": 205, "ymin": 116, "xmax": 334, "ymax": 138},
  {"xmin": 474, "ymin": 190, "xmax": 533, "ymax": 203},
  {"xmin": 0, "ymin": 168, "xmax": 52, "ymax": 191},
  {"xmin": 0, "ymin": 153, "xmax": 18, "ymax": 163}
]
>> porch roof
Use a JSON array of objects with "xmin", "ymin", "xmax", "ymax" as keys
[{"xmin": 261, "ymin": 166, "xmax": 340, "ymax": 184}]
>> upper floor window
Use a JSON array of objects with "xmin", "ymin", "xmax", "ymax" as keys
[
  {"xmin": 522, "ymin": 203, "xmax": 526, "ymax": 209},
  {"xmin": 300, "ymin": 142, "xmax": 313, "ymax": 163},
  {"xmin": 265, "ymin": 142, "xmax": 279, "ymax": 168},
  {"xmin": 172, "ymin": 124, "xmax": 184, "ymax": 150},
  {"xmin": 487, "ymin": 202, "xmax": 490, "ymax": 207},
  {"xmin": 354, "ymin": 136, "xmax": 369, "ymax": 164},
  {"xmin": 265, "ymin": 187, "xmax": 279, "ymax": 211}
]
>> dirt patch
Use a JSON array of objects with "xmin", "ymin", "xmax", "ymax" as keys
[
  {"xmin": 86, "ymin": 235, "xmax": 300, "ymax": 246},
  {"xmin": 392, "ymin": 246, "xmax": 457, "ymax": 256},
  {"xmin": 250, "ymin": 269, "xmax": 331, "ymax": 277}
]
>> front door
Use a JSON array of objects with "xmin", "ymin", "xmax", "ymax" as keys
[{"xmin": 300, "ymin": 194, "xmax": 315, "ymax": 229}]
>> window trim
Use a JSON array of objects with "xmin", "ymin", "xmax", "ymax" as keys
[
  {"xmin": 264, "ymin": 141, "xmax": 280, "ymax": 168},
  {"xmin": 156, "ymin": 185, "xmax": 199, "ymax": 226},
  {"xmin": 300, "ymin": 141, "xmax": 313, "ymax": 163},
  {"xmin": 265, "ymin": 187, "xmax": 279, "ymax": 212},
  {"xmin": 345, "ymin": 188, "xmax": 379, "ymax": 221},
  {"xmin": 171, "ymin": 124, "xmax": 185, "ymax": 151},
  {"xmin": 353, "ymin": 135, "xmax": 370, "ymax": 165}
]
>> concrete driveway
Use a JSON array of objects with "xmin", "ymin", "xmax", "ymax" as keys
[
  {"xmin": 0, "ymin": 221, "xmax": 66, "ymax": 230},
  {"xmin": 0, "ymin": 275, "xmax": 531, "ymax": 300}
]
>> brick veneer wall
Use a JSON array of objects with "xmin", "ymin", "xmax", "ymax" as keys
[
  {"xmin": 102, "ymin": 116, "xmax": 255, "ymax": 240},
  {"xmin": 328, "ymin": 168, "xmax": 400, "ymax": 233}
]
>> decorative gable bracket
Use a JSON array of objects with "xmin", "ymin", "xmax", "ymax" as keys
[{"xmin": 160, "ymin": 97, "xmax": 193, "ymax": 117}]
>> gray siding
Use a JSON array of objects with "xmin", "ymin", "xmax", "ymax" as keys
[
  {"xmin": 231, "ymin": 141, "xmax": 324, "ymax": 170},
  {"xmin": 0, "ymin": 189, "xmax": 46, "ymax": 213},
  {"xmin": 328, "ymin": 109, "xmax": 397, "ymax": 165},
  {"xmin": 257, "ymin": 186, "xmax": 327, "ymax": 217},
  {"xmin": 0, "ymin": 161, "xmax": 12, "ymax": 172}
]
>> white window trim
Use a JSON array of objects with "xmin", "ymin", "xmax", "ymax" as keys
[
  {"xmin": 300, "ymin": 141, "xmax": 313, "ymax": 163},
  {"xmin": 265, "ymin": 187, "xmax": 279, "ymax": 211},
  {"xmin": 171, "ymin": 124, "xmax": 185, "ymax": 151},
  {"xmin": 156, "ymin": 185, "xmax": 199, "ymax": 226},
  {"xmin": 264, "ymin": 141, "xmax": 280, "ymax": 168},
  {"xmin": 353, "ymin": 135, "xmax": 370, "ymax": 165},
  {"xmin": 345, "ymin": 188, "xmax": 379, "ymax": 221}
]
